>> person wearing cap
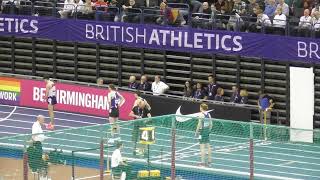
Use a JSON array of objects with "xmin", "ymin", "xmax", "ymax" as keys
[{"xmin": 111, "ymin": 142, "xmax": 132, "ymax": 180}]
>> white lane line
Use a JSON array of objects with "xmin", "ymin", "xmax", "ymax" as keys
[
  {"xmin": 278, "ymin": 161, "xmax": 296, "ymax": 166},
  {"xmin": 0, "ymin": 111, "xmax": 101, "ymax": 125},
  {"xmin": 0, "ymin": 104, "xmax": 107, "ymax": 120},
  {"xmin": 0, "ymin": 106, "xmax": 17, "ymax": 122},
  {"xmin": 0, "ymin": 131, "xmax": 19, "ymax": 135}
]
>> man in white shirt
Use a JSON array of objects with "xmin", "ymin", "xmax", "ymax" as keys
[
  {"xmin": 151, "ymin": 75, "xmax": 169, "ymax": 96},
  {"xmin": 111, "ymin": 142, "xmax": 131, "ymax": 180},
  {"xmin": 32, "ymin": 115, "xmax": 46, "ymax": 143},
  {"xmin": 299, "ymin": 9, "xmax": 312, "ymax": 28},
  {"xmin": 298, "ymin": 9, "xmax": 312, "ymax": 37},
  {"xmin": 273, "ymin": 8, "xmax": 286, "ymax": 28}
]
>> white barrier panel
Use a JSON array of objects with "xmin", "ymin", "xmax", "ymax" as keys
[{"xmin": 290, "ymin": 67, "xmax": 314, "ymax": 143}]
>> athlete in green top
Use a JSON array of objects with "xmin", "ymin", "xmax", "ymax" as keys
[{"xmin": 195, "ymin": 103, "xmax": 212, "ymax": 167}]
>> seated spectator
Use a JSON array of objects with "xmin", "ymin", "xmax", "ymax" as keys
[
  {"xmin": 143, "ymin": 0, "xmax": 160, "ymax": 8},
  {"xmin": 311, "ymin": 2, "xmax": 320, "ymax": 15},
  {"xmin": 128, "ymin": 75, "xmax": 139, "ymax": 89},
  {"xmin": 246, "ymin": 0, "xmax": 258, "ymax": 17},
  {"xmin": 192, "ymin": 2, "xmax": 212, "ymax": 29},
  {"xmin": 203, "ymin": 2, "xmax": 212, "ymax": 14},
  {"xmin": 273, "ymin": 7, "xmax": 287, "ymax": 28},
  {"xmin": 313, "ymin": 11, "xmax": 320, "ymax": 34},
  {"xmin": 94, "ymin": 0, "xmax": 109, "ymax": 8},
  {"xmin": 156, "ymin": 2, "xmax": 186, "ymax": 26},
  {"xmin": 249, "ymin": 6, "xmax": 271, "ymax": 32},
  {"xmin": 214, "ymin": 87, "xmax": 224, "ymax": 102},
  {"xmin": 230, "ymin": 86, "xmax": 241, "ymax": 103},
  {"xmin": 193, "ymin": 82, "xmax": 206, "ymax": 99},
  {"xmin": 205, "ymin": 75, "xmax": 219, "ymax": 100},
  {"xmin": 298, "ymin": 8, "xmax": 312, "ymax": 37},
  {"xmin": 122, "ymin": 0, "xmax": 141, "ymax": 23},
  {"xmin": 183, "ymin": 81, "xmax": 194, "ymax": 98},
  {"xmin": 58, "ymin": 0, "xmax": 75, "ymax": 19},
  {"xmin": 72, "ymin": 0, "xmax": 84, "ymax": 15},
  {"xmin": 227, "ymin": 0, "xmax": 246, "ymax": 31},
  {"xmin": 97, "ymin": 77, "xmax": 104, "ymax": 86},
  {"xmin": 270, "ymin": 7, "xmax": 286, "ymax": 35},
  {"xmin": 264, "ymin": 0, "xmax": 277, "ymax": 18},
  {"xmin": 151, "ymin": 75, "xmax": 169, "ymax": 96},
  {"xmin": 222, "ymin": 0, "xmax": 234, "ymax": 15},
  {"xmin": 239, "ymin": 89, "xmax": 248, "ymax": 104},
  {"xmin": 299, "ymin": 8, "xmax": 312, "ymax": 28},
  {"xmin": 277, "ymin": 0, "xmax": 289, "ymax": 16},
  {"xmin": 138, "ymin": 75, "xmax": 151, "ymax": 91},
  {"xmin": 215, "ymin": 0, "xmax": 226, "ymax": 13},
  {"xmin": 82, "ymin": 0, "xmax": 94, "ymax": 14}
]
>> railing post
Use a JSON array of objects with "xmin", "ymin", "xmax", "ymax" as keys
[
  {"xmin": 170, "ymin": 116, "xmax": 176, "ymax": 180},
  {"xmin": 249, "ymin": 123, "xmax": 254, "ymax": 180}
]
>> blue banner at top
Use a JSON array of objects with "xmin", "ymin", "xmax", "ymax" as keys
[{"xmin": 0, "ymin": 14, "xmax": 319, "ymax": 63}]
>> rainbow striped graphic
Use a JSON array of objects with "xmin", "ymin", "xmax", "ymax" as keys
[{"xmin": 0, "ymin": 77, "xmax": 21, "ymax": 105}]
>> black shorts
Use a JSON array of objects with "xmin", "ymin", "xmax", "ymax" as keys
[
  {"xmin": 109, "ymin": 108, "xmax": 119, "ymax": 118},
  {"xmin": 47, "ymin": 96, "xmax": 57, "ymax": 105}
]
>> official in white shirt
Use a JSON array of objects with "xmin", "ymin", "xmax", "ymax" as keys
[
  {"xmin": 273, "ymin": 8, "xmax": 286, "ymax": 28},
  {"xmin": 299, "ymin": 9, "xmax": 312, "ymax": 29},
  {"xmin": 32, "ymin": 115, "xmax": 46, "ymax": 143},
  {"xmin": 151, "ymin": 75, "xmax": 169, "ymax": 96},
  {"xmin": 111, "ymin": 142, "xmax": 131, "ymax": 180}
]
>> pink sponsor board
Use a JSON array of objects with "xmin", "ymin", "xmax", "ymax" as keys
[{"xmin": 20, "ymin": 79, "xmax": 135, "ymax": 120}]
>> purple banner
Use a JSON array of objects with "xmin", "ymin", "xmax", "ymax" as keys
[{"xmin": 0, "ymin": 14, "xmax": 319, "ymax": 62}]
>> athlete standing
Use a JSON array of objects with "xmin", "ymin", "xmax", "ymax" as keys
[
  {"xmin": 44, "ymin": 76, "xmax": 56, "ymax": 130},
  {"xmin": 108, "ymin": 84, "xmax": 125, "ymax": 141},
  {"xmin": 195, "ymin": 103, "xmax": 212, "ymax": 167}
]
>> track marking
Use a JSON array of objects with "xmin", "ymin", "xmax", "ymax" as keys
[
  {"xmin": 0, "ymin": 112, "xmax": 100, "ymax": 125},
  {"xmin": 0, "ymin": 104, "xmax": 107, "ymax": 120},
  {"xmin": 0, "ymin": 106, "xmax": 16, "ymax": 122},
  {"xmin": 278, "ymin": 161, "xmax": 296, "ymax": 166}
]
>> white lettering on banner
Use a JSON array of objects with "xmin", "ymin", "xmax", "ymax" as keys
[
  {"xmin": 126, "ymin": 27, "xmax": 134, "ymax": 43},
  {"xmin": 204, "ymin": 33, "xmax": 215, "ymax": 49},
  {"xmin": 0, "ymin": 18, "xmax": 38, "ymax": 33},
  {"xmin": 171, "ymin": 31, "xmax": 182, "ymax": 47},
  {"xmin": 159, "ymin": 30, "xmax": 170, "ymax": 46},
  {"xmin": 86, "ymin": 24, "xmax": 94, "ymax": 39},
  {"xmin": 297, "ymin": 41, "xmax": 320, "ymax": 59},
  {"xmin": 184, "ymin": 32, "xmax": 193, "ymax": 48},
  {"xmin": 31, "ymin": 87, "xmax": 109, "ymax": 110},
  {"xmin": 136, "ymin": 28, "xmax": 146, "ymax": 44},
  {"xmin": 149, "ymin": 29, "xmax": 160, "ymax": 45},
  {"xmin": 32, "ymin": 87, "xmax": 46, "ymax": 101},
  {"xmin": 0, "ymin": 91, "xmax": 17, "ymax": 101},
  {"xmin": 110, "ymin": 26, "xmax": 120, "ymax": 41},
  {"xmin": 33, "ymin": 87, "xmax": 40, "ymax": 101},
  {"xmin": 298, "ymin": 41, "xmax": 307, "ymax": 57},
  {"xmin": 233, "ymin": 36, "xmax": 242, "ymax": 51},
  {"xmin": 221, "ymin": 35, "xmax": 231, "ymax": 51},
  {"xmin": 194, "ymin": 33, "xmax": 203, "ymax": 49},
  {"xmin": 84, "ymin": 24, "xmax": 244, "ymax": 52},
  {"xmin": 310, "ymin": 42, "xmax": 320, "ymax": 59},
  {"xmin": 95, "ymin": 25, "xmax": 105, "ymax": 40}
]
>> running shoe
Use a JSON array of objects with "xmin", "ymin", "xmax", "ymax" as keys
[{"xmin": 46, "ymin": 123, "xmax": 54, "ymax": 130}]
